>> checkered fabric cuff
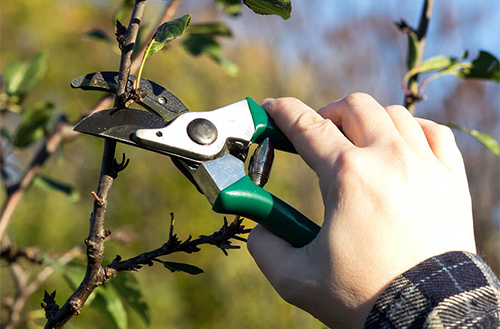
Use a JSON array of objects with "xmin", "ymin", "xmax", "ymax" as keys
[{"xmin": 364, "ymin": 251, "xmax": 500, "ymax": 328}]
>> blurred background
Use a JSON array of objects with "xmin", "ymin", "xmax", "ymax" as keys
[{"xmin": 1, "ymin": 0, "xmax": 499, "ymax": 328}]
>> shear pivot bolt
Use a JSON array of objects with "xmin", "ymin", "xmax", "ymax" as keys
[{"xmin": 187, "ymin": 119, "xmax": 217, "ymax": 145}]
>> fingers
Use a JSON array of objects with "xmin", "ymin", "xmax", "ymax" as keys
[
  {"xmin": 318, "ymin": 93, "xmax": 401, "ymax": 147},
  {"xmin": 262, "ymin": 94, "xmax": 465, "ymax": 174},
  {"xmin": 262, "ymin": 98, "xmax": 352, "ymax": 173},
  {"xmin": 416, "ymin": 118, "xmax": 465, "ymax": 172},
  {"xmin": 384, "ymin": 105, "xmax": 430, "ymax": 154}
]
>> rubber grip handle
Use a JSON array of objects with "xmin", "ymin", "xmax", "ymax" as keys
[
  {"xmin": 213, "ymin": 176, "xmax": 320, "ymax": 247},
  {"xmin": 246, "ymin": 97, "xmax": 297, "ymax": 154}
]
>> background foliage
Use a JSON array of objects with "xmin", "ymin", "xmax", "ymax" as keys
[{"xmin": 1, "ymin": 0, "xmax": 499, "ymax": 328}]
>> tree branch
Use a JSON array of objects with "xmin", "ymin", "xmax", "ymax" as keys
[
  {"xmin": 402, "ymin": 0, "xmax": 435, "ymax": 114},
  {"xmin": 42, "ymin": 1, "xmax": 149, "ymax": 328},
  {"xmin": 105, "ymin": 216, "xmax": 250, "ymax": 276},
  {"xmin": 1, "ymin": 1, "xmax": 182, "ymax": 328},
  {"xmin": 0, "ymin": 116, "xmax": 76, "ymax": 243},
  {"xmin": 0, "ymin": 0, "xmax": 181, "ymax": 242},
  {"xmin": 1, "ymin": 247, "xmax": 80, "ymax": 329}
]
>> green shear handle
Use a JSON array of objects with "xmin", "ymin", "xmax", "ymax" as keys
[{"xmin": 213, "ymin": 98, "xmax": 320, "ymax": 248}]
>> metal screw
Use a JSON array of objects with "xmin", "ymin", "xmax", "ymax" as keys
[
  {"xmin": 156, "ymin": 131, "xmax": 163, "ymax": 137},
  {"xmin": 158, "ymin": 96, "xmax": 167, "ymax": 105}
]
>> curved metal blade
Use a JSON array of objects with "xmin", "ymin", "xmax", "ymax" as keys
[
  {"xmin": 71, "ymin": 71, "xmax": 189, "ymax": 121},
  {"xmin": 74, "ymin": 108, "xmax": 174, "ymax": 154}
]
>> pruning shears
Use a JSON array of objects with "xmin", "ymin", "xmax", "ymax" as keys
[{"xmin": 72, "ymin": 72, "xmax": 320, "ymax": 247}]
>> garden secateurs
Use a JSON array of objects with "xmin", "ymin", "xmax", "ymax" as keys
[{"xmin": 72, "ymin": 72, "xmax": 321, "ymax": 247}]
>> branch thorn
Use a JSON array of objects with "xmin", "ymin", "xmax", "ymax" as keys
[{"xmin": 91, "ymin": 191, "xmax": 105, "ymax": 206}]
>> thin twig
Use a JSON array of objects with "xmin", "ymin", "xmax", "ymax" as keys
[
  {"xmin": 105, "ymin": 216, "xmax": 250, "ymax": 276},
  {"xmin": 0, "ymin": 116, "xmax": 76, "ymax": 243},
  {"xmin": 2, "ymin": 247, "xmax": 80, "ymax": 329}
]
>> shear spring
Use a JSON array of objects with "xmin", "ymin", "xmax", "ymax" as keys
[{"xmin": 248, "ymin": 138, "xmax": 274, "ymax": 187}]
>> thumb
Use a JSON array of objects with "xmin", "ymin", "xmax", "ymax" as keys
[
  {"xmin": 247, "ymin": 224, "xmax": 319, "ymax": 309},
  {"xmin": 247, "ymin": 224, "xmax": 300, "ymax": 289}
]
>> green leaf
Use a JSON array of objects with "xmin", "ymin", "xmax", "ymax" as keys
[
  {"xmin": 183, "ymin": 34, "xmax": 239, "ymax": 76},
  {"xmin": 448, "ymin": 124, "xmax": 499, "ymax": 157},
  {"xmin": 188, "ymin": 23, "xmax": 233, "ymax": 37},
  {"xmin": 403, "ymin": 54, "xmax": 463, "ymax": 84},
  {"xmin": 33, "ymin": 175, "xmax": 80, "ymax": 201},
  {"xmin": 109, "ymin": 273, "xmax": 150, "ymax": 325},
  {"xmin": 457, "ymin": 50, "xmax": 500, "ymax": 82},
  {"xmin": 86, "ymin": 29, "xmax": 113, "ymax": 43},
  {"xmin": 216, "ymin": 0, "xmax": 243, "ymax": 16},
  {"xmin": 146, "ymin": 14, "xmax": 191, "ymax": 57},
  {"xmin": 13, "ymin": 102, "xmax": 54, "ymax": 148},
  {"xmin": 163, "ymin": 261, "xmax": 204, "ymax": 275},
  {"xmin": 18, "ymin": 52, "xmax": 47, "ymax": 97},
  {"xmin": 243, "ymin": 0, "xmax": 292, "ymax": 20},
  {"xmin": 93, "ymin": 284, "xmax": 128, "ymax": 329},
  {"xmin": 4, "ymin": 60, "xmax": 27, "ymax": 97},
  {"xmin": 4, "ymin": 52, "xmax": 47, "ymax": 99}
]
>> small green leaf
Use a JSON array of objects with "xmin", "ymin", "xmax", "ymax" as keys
[
  {"xmin": 5, "ymin": 60, "xmax": 27, "ymax": 97},
  {"xmin": 13, "ymin": 102, "xmax": 54, "ymax": 148},
  {"xmin": 146, "ymin": 14, "xmax": 191, "ymax": 57},
  {"xmin": 243, "ymin": 0, "xmax": 292, "ymax": 20},
  {"xmin": 86, "ymin": 29, "xmax": 113, "ymax": 43},
  {"xmin": 183, "ymin": 34, "xmax": 219, "ymax": 56},
  {"xmin": 448, "ymin": 124, "xmax": 499, "ymax": 157},
  {"xmin": 403, "ymin": 55, "xmax": 462, "ymax": 85},
  {"xmin": 188, "ymin": 23, "xmax": 233, "ymax": 37},
  {"xmin": 33, "ymin": 175, "xmax": 80, "ymax": 201},
  {"xmin": 163, "ymin": 261, "xmax": 204, "ymax": 275},
  {"xmin": 18, "ymin": 52, "xmax": 47, "ymax": 97},
  {"xmin": 216, "ymin": 0, "xmax": 243, "ymax": 16},
  {"xmin": 457, "ymin": 50, "xmax": 500, "ymax": 82},
  {"xmin": 109, "ymin": 274, "xmax": 150, "ymax": 325},
  {"xmin": 94, "ymin": 284, "xmax": 128, "ymax": 329},
  {"xmin": 183, "ymin": 34, "xmax": 239, "ymax": 76}
]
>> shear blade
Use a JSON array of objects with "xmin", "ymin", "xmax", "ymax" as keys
[
  {"xmin": 71, "ymin": 71, "xmax": 189, "ymax": 121},
  {"xmin": 74, "ymin": 108, "xmax": 168, "ymax": 149}
]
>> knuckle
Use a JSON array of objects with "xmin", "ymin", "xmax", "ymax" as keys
[
  {"xmin": 386, "ymin": 104, "xmax": 410, "ymax": 115},
  {"xmin": 270, "ymin": 97, "xmax": 301, "ymax": 109},
  {"xmin": 344, "ymin": 92, "xmax": 376, "ymax": 107},
  {"xmin": 426, "ymin": 122, "xmax": 456, "ymax": 142},
  {"xmin": 436, "ymin": 124, "xmax": 455, "ymax": 140}
]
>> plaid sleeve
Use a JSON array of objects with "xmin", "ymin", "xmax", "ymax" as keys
[{"xmin": 364, "ymin": 251, "xmax": 500, "ymax": 329}]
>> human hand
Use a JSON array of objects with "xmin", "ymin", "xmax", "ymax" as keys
[{"xmin": 247, "ymin": 93, "xmax": 476, "ymax": 329}]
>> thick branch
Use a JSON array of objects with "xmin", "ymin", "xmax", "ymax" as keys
[{"xmin": 43, "ymin": 1, "xmax": 148, "ymax": 328}]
